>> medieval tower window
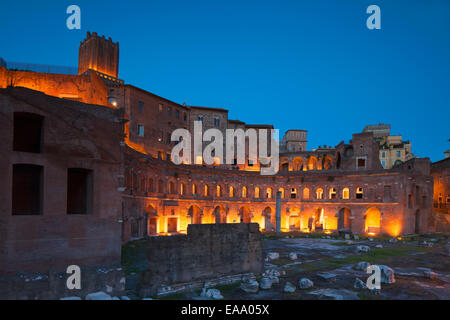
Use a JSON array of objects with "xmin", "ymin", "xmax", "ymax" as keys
[
  {"xmin": 356, "ymin": 187, "xmax": 364, "ymax": 199},
  {"xmin": 12, "ymin": 164, "xmax": 43, "ymax": 215},
  {"xmin": 229, "ymin": 186, "xmax": 234, "ymax": 197},
  {"xmin": 214, "ymin": 117, "xmax": 220, "ymax": 126},
  {"xmin": 192, "ymin": 184, "xmax": 197, "ymax": 195},
  {"xmin": 204, "ymin": 184, "xmax": 209, "ymax": 197},
  {"xmin": 278, "ymin": 188, "xmax": 285, "ymax": 199},
  {"xmin": 67, "ymin": 168, "xmax": 93, "ymax": 215},
  {"xmin": 356, "ymin": 157, "xmax": 366, "ymax": 169},
  {"xmin": 13, "ymin": 112, "xmax": 44, "ymax": 153}
]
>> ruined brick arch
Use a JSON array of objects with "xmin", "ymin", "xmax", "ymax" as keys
[
  {"xmin": 323, "ymin": 156, "xmax": 333, "ymax": 170},
  {"xmin": 279, "ymin": 157, "xmax": 290, "ymax": 172},
  {"xmin": 364, "ymin": 207, "xmax": 381, "ymax": 235},
  {"xmin": 336, "ymin": 207, "xmax": 352, "ymax": 231},
  {"xmin": 239, "ymin": 206, "xmax": 252, "ymax": 223},
  {"xmin": 262, "ymin": 206, "xmax": 274, "ymax": 231},
  {"xmin": 292, "ymin": 157, "xmax": 304, "ymax": 171},
  {"xmin": 307, "ymin": 156, "xmax": 318, "ymax": 171},
  {"xmin": 213, "ymin": 205, "xmax": 227, "ymax": 223},
  {"xmin": 188, "ymin": 205, "xmax": 202, "ymax": 224},
  {"xmin": 313, "ymin": 207, "xmax": 325, "ymax": 231},
  {"xmin": 288, "ymin": 206, "xmax": 302, "ymax": 230}
]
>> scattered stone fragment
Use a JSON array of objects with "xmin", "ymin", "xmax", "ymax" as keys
[
  {"xmin": 298, "ymin": 278, "xmax": 314, "ymax": 289},
  {"xmin": 376, "ymin": 244, "xmax": 383, "ymax": 248},
  {"xmin": 260, "ymin": 277, "xmax": 273, "ymax": 289},
  {"xmin": 353, "ymin": 235, "xmax": 359, "ymax": 240},
  {"xmin": 263, "ymin": 269, "xmax": 280, "ymax": 277},
  {"xmin": 356, "ymin": 245, "xmax": 370, "ymax": 253},
  {"xmin": 284, "ymin": 282, "xmax": 296, "ymax": 293},
  {"xmin": 112, "ymin": 296, "xmax": 120, "ymax": 300},
  {"xmin": 345, "ymin": 234, "xmax": 351, "ymax": 240},
  {"xmin": 60, "ymin": 296, "xmax": 82, "ymax": 300},
  {"xmin": 354, "ymin": 278, "xmax": 367, "ymax": 289},
  {"xmin": 423, "ymin": 271, "xmax": 439, "ymax": 280},
  {"xmin": 368, "ymin": 238, "xmax": 374, "ymax": 242},
  {"xmin": 316, "ymin": 272, "xmax": 336, "ymax": 282},
  {"xmin": 201, "ymin": 288, "xmax": 224, "ymax": 300},
  {"xmin": 121, "ymin": 296, "xmax": 131, "ymax": 300},
  {"xmin": 85, "ymin": 291, "xmax": 112, "ymax": 300},
  {"xmin": 389, "ymin": 238, "xmax": 398, "ymax": 243},
  {"xmin": 377, "ymin": 265, "xmax": 396, "ymax": 284},
  {"xmin": 240, "ymin": 277, "xmax": 259, "ymax": 293},
  {"xmin": 289, "ymin": 252, "xmax": 298, "ymax": 260},
  {"xmin": 269, "ymin": 276, "xmax": 279, "ymax": 284},
  {"xmin": 142, "ymin": 298, "xmax": 153, "ymax": 300},
  {"xmin": 346, "ymin": 240, "xmax": 354, "ymax": 245},
  {"xmin": 267, "ymin": 252, "xmax": 280, "ymax": 260},
  {"xmin": 354, "ymin": 261, "xmax": 371, "ymax": 271}
]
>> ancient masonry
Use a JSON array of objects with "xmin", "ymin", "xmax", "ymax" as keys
[{"xmin": 0, "ymin": 32, "xmax": 444, "ymax": 295}]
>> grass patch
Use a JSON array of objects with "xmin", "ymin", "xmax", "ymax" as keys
[
  {"xmin": 270, "ymin": 258, "xmax": 293, "ymax": 266},
  {"xmin": 296, "ymin": 246, "xmax": 434, "ymax": 273},
  {"xmin": 158, "ymin": 293, "xmax": 186, "ymax": 300},
  {"xmin": 213, "ymin": 282, "xmax": 241, "ymax": 292}
]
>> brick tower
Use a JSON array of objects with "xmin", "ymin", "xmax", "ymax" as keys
[{"xmin": 78, "ymin": 32, "xmax": 119, "ymax": 78}]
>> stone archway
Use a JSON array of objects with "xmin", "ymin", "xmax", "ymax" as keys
[
  {"xmin": 213, "ymin": 205, "xmax": 226, "ymax": 223},
  {"xmin": 314, "ymin": 207, "xmax": 325, "ymax": 231},
  {"xmin": 262, "ymin": 207, "xmax": 274, "ymax": 231},
  {"xmin": 188, "ymin": 205, "xmax": 202, "ymax": 224},
  {"xmin": 337, "ymin": 207, "xmax": 352, "ymax": 231},
  {"xmin": 288, "ymin": 207, "xmax": 301, "ymax": 231},
  {"xmin": 239, "ymin": 206, "xmax": 252, "ymax": 223},
  {"xmin": 364, "ymin": 207, "xmax": 381, "ymax": 235}
]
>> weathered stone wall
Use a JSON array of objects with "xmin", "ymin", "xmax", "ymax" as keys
[{"xmin": 138, "ymin": 223, "xmax": 263, "ymax": 295}]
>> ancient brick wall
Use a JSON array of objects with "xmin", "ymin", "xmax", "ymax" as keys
[
  {"xmin": 0, "ymin": 87, "xmax": 124, "ymax": 275},
  {"xmin": 138, "ymin": 223, "xmax": 263, "ymax": 295}
]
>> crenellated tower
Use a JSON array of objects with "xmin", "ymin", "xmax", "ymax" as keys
[{"xmin": 78, "ymin": 32, "xmax": 119, "ymax": 79}]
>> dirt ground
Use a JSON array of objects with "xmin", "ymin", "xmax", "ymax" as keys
[{"xmin": 152, "ymin": 232, "xmax": 450, "ymax": 300}]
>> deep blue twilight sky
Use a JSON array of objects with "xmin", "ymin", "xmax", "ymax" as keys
[{"xmin": 1, "ymin": 0, "xmax": 449, "ymax": 161}]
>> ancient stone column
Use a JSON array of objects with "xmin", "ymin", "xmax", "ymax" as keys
[{"xmin": 276, "ymin": 191, "xmax": 282, "ymax": 235}]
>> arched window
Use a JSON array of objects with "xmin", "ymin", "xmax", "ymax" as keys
[
  {"xmin": 255, "ymin": 187, "xmax": 260, "ymax": 198},
  {"xmin": 158, "ymin": 179, "xmax": 164, "ymax": 193},
  {"xmin": 278, "ymin": 188, "xmax": 285, "ymax": 199},
  {"xmin": 290, "ymin": 188, "xmax": 297, "ymax": 199},
  {"xmin": 342, "ymin": 187, "xmax": 350, "ymax": 199},
  {"xmin": 303, "ymin": 188, "xmax": 310, "ymax": 200},
  {"xmin": 204, "ymin": 184, "xmax": 209, "ymax": 197},
  {"xmin": 356, "ymin": 187, "xmax": 363, "ymax": 199},
  {"xmin": 316, "ymin": 188, "xmax": 323, "ymax": 200},
  {"xmin": 180, "ymin": 183, "xmax": 185, "ymax": 196},
  {"xmin": 217, "ymin": 185, "xmax": 222, "ymax": 197},
  {"xmin": 267, "ymin": 188, "xmax": 272, "ymax": 199},
  {"xmin": 229, "ymin": 186, "xmax": 234, "ymax": 198},
  {"xmin": 242, "ymin": 186, "xmax": 247, "ymax": 198},
  {"xmin": 329, "ymin": 187, "xmax": 337, "ymax": 199},
  {"xmin": 192, "ymin": 184, "xmax": 197, "ymax": 195}
]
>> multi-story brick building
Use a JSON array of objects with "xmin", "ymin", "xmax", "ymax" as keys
[{"xmin": 0, "ymin": 31, "xmax": 439, "ymax": 273}]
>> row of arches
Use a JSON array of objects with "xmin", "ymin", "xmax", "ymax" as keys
[
  {"xmin": 143, "ymin": 204, "xmax": 384, "ymax": 236},
  {"xmin": 279, "ymin": 155, "xmax": 334, "ymax": 172}
]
